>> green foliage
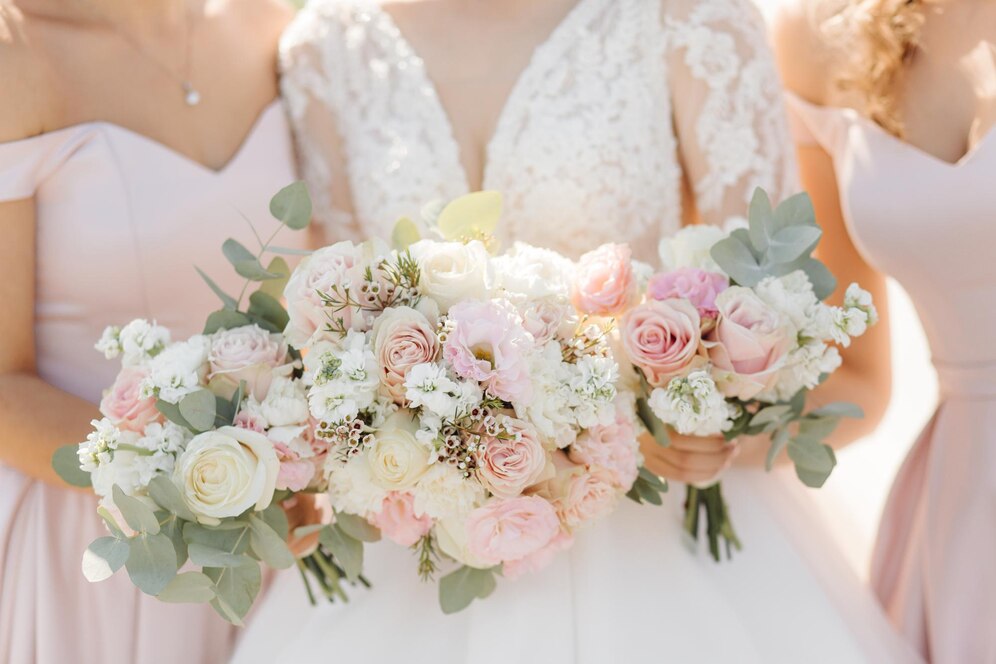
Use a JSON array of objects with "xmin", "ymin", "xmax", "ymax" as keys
[
  {"xmin": 625, "ymin": 466, "xmax": 669, "ymax": 506},
  {"xmin": 636, "ymin": 395, "xmax": 670, "ymax": 447},
  {"xmin": 82, "ymin": 536, "xmax": 130, "ymax": 583},
  {"xmin": 248, "ymin": 515, "xmax": 295, "ymax": 570},
  {"xmin": 248, "ymin": 291, "xmax": 290, "ymax": 331},
  {"xmin": 319, "ymin": 524, "xmax": 363, "ymax": 583},
  {"xmin": 203, "ymin": 309, "xmax": 253, "ymax": 335},
  {"xmin": 125, "ymin": 532, "xmax": 178, "ymax": 595},
  {"xmin": 259, "ymin": 256, "xmax": 292, "ymax": 300},
  {"xmin": 112, "ymin": 485, "xmax": 160, "ymax": 534},
  {"xmin": 148, "ymin": 476, "xmax": 196, "ymax": 521},
  {"xmin": 269, "ymin": 181, "xmax": 312, "ymax": 231},
  {"xmin": 157, "ymin": 572, "xmax": 216, "ymax": 604},
  {"xmin": 334, "ymin": 512, "xmax": 382, "ymax": 543},
  {"xmin": 52, "ymin": 444, "xmax": 91, "ymax": 488},
  {"xmin": 391, "ymin": 217, "xmax": 422, "ymax": 250},
  {"xmin": 206, "ymin": 560, "xmax": 262, "ymax": 626},
  {"xmin": 178, "ymin": 389, "xmax": 217, "ymax": 432},
  {"xmin": 438, "ymin": 565, "xmax": 499, "ymax": 614},
  {"xmin": 195, "ymin": 267, "xmax": 238, "ymax": 310},
  {"xmin": 223, "ymin": 239, "xmax": 280, "ymax": 281}
]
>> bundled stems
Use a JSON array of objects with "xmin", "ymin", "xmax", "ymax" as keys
[
  {"xmin": 683, "ymin": 483, "xmax": 741, "ymax": 562},
  {"xmin": 296, "ymin": 547, "xmax": 370, "ymax": 606}
]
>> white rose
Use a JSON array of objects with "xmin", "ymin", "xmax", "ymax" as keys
[
  {"xmin": 410, "ymin": 239, "xmax": 490, "ymax": 312},
  {"xmin": 173, "ymin": 426, "xmax": 279, "ymax": 525},
  {"xmin": 366, "ymin": 411, "xmax": 430, "ymax": 490},
  {"xmin": 491, "ymin": 242, "xmax": 574, "ymax": 299},
  {"xmin": 433, "ymin": 517, "xmax": 492, "ymax": 569},
  {"xmin": 658, "ymin": 225, "xmax": 726, "ymax": 271}
]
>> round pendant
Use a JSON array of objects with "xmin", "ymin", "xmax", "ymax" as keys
[{"xmin": 182, "ymin": 82, "xmax": 201, "ymax": 107}]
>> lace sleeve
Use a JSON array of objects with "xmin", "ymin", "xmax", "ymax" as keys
[
  {"xmin": 278, "ymin": 8, "xmax": 363, "ymax": 242},
  {"xmin": 663, "ymin": 0, "xmax": 798, "ymax": 225}
]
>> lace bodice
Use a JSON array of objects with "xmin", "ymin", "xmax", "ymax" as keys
[{"xmin": 279, "ymin": 0, "xmax": 796, "ymax": 262}]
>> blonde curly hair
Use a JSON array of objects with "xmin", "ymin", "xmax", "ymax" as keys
[{"xmin": 825, "ymin": 0, "xmax": 927, "ymax": 136}]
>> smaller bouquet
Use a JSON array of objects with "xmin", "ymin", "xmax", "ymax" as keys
[
  {"xmin": 53, "ymin": 183, "xmax": 357, "ymax": 624},
  {"xmin": 596, "ymin": 189, "xmax": 877, "ymax": 560},
  {"xmin": 282, "ymin": 192, "xmax": 663, "ymax": 612}
]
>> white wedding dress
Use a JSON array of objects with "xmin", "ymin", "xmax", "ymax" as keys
[{"xmin": 233, "ymin": 0, "xmax": 920, "ymax": 661}]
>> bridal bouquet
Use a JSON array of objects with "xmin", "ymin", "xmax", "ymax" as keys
[
  {"xmin": 283, "ymin": 192, "xmax": 663, "ymax": 613},
  {"xmin": 52, "ymin": 183, "xmax": 357, "ymax": 625},
  {"xmin": 593, "ymin": 189, "xmax": 878, "ymax": 560}
]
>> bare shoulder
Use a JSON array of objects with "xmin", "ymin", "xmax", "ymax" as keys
[
  {"xmin": 214, "ymin": 0, "xmax": 295, "ymax": 44},
  {"xmin": 0, "ymin": 3, "xmax": 52, "ymax": 141},
  {"xmin": 770, "ymin": 0, "xmax": 842, "ymax": 104}
]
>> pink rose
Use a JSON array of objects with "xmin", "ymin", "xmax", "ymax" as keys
[
  {"xmin": 568, "ymin": 411, "xmax": 639, "ymax": 490},
  {"xmin": 705, "ymin": 287, "xmax": 793, "ymax": 400},
  {"xmin": 273, "ymin": 442, "xmax": 315, "ymax": 492},
  {"xmin": 208, "ymin": 324, "xmax": 289, "ymax": 400},
  {"xmin": 571, "ymin": 244, "xmax": 636, "ymax": 316},
  {"xmin": 621, "ymin": 299, "xmax": 704, "ymax": 387},
  {"xmin": 371, "ymin": 306, "xmax": 440, "ymax": 403},
  {"xmin": 476, "ymin": 419, "xmax": 548, "ymax": 498},
  {"xmin": 99, "ymin": 367, "xmax": 161, "ymax": 432},
  {"xmin": 465, "ymin": 496, "xmax": 560, "ymax": 566},
  {"xmin": 519, "ymin": 298, "xmax": 571, "ymax": 345},
  {"xmin": 647, "ymin": 268, "xmax": 729, "ymax": 317},
  {"xmin": 444, "ymin": 300, "xmax": 533, "ymax": 402},
  {"xmin": 369, "ymin": 491, "xmax": 432, "ymax": 547},
  {"xmin": 543, "ymin": 460, "xmax": 620, "ymax": 529},
  {"xmin": 502, "ymin": 530, "xmax": 574, "ymax": 580},
  {"xmin": 283, "ymin": 241, "xmax": 370, "ymax": 346}
]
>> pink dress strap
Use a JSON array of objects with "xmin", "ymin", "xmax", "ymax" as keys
[
  {"xmin": 0, "ymin": 127, "xmax": 95, "ymax": 202},
  {"xmin": 784, "ymin": 92, "xmax": 853, "ymax": 155}
]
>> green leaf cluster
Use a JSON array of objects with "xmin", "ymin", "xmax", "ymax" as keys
[
  {"xmin": 626, "ymin": 466, "xmax": 669, "ymax": 506},
  {"xmin": 438, "ymin": 565, "xmax": 500, "ymax": 614}
]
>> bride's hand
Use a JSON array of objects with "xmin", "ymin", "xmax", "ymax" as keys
[
  {"xmin": 282, "ymin": 493, "xmax": 332, "ymax": 558},
  {"xmin": 639, "ymin": 431, "xmax": 739, "ymax": 486}
]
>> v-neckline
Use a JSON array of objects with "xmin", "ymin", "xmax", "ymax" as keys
[
  {"xmin": 373, "ymin": 0, "xmax": 597, "ymax": 193},
  {"xmin": 853, "ymin": 109, "xmax": 996, "ymax": 169}
]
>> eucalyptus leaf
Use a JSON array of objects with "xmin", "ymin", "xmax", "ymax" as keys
[
  {"xmin": 746, "ymin": 188, "xmax": 775, "ymax": 251},
  {"xmin": 248, "ymin": 291, "xmax": 290, "ymax": 332},
  {"xmin": 269, "ymin": 181, "xmax": 312, "ymax": 231},
  {"xmin": 183, "ymin": 522, "xmax": 251, "ymax": 556},
  {"xmin": 439, "ymin": 565, "xmax": 498, "ymax": 614},
  {"xmin": 178, "ymin": 389, "xmax": 217, "ymax": 433},
  {"xmin": 391, "ymin": 217, "xmax": 422, "ymax": 251},
  {"xmin": 188, "ymin": 542, "xmax": 250, "ymax": 568},
  {"xmin": 215, "ymin": 395, "xmax": 236, "ymax": 427},
  {"xmin": 773, "ymin": 257, "xmax": 836, "ymax": 300},
  {"xmin": 319, "ymin": 524, "xmax": 363, "ymax": 582},
  {"xmin": 787, "ymin": 439, "xmax": 837, "ymax": 488},
  {"xmin": 765, "ymin": 428, "xmax": 791, "ymax": 471},
  {"xmin": 248, "ymin": 515, "xmax": 295, "ymax": 569},
  {"xmin": 112, "ymin": 485, "xmax": 160, "ymax": 534},
  {"xmin": 335, "ymin": 512, "xmax": 382, "ymax": 543},
  {"xmin": 772, "ymin": 191, "xmax": 817, "ymax": 228},
  {"xmin": 155, "ymin": 399, "xmax": 194, "ymax": 429},
  {"xmin": 292, "ymin": 524, "xmax": 326, "ymax": 538},
  {"xmin": 160, "ymin": 514, "xmax": 188, "ymax": 568},
  {"xmin": 267, "ymin": 245, "xmax": 313, "ymax": 256},
  {"xmin": 749, "ymin": 405, "xmax": 793, "ymax": 429},
  {"xmin": 148, "ymin": 475, "xmax": 196, "ymax": 521},
  {"xmin": 636, "ymin": 396, "xmax": 670, "ymax": 447},
  {"xmin": 223, "ymin": 239, "xmax": 279, "ymax": 281},
  {"xmin": 52, "ymin": 444, "xmax": 91, "ymax": 488},
  {"xmin": 82, "ymin": 536, "xmax": 130, "ymax": 583},
  {"xmin": 260, "ymin": 503, "xmax": 290, "ymax": 541},
  {"xmin": 797, "ymin": 416, "xmax": 840, "ymax": 443},
  {"xmin": 206, "ymin": 560, "xmax": 262, "ymax": 626},
  {"xmin": 810, "ymin": 402, "xmax": 864, "ymax": 419},
  {"xmin": 203, "ymin": 309, "xmax": 253, "ymax": 335},
  {"xmin": 259, "ymin": 256, "xmax": 291, "ymax": 300},
  {"xmin": 195, "ymin": 267, "xmax": 238, "ymax": 310},
  {"xmin": 157, "ymin": 571, "xmax": 216, "ymax": 604},
  {"xmin": 437, "ymin": 191, "xmax": 502, "ymax": 241},
  {"xmin": 765, "ymin": 225, "xmax": 822, "ymax": 264},
  {"xmin": 710, "ymin": 236, "xmax": 765, "ymax": 287},
  {"xmin": 97, "ymin": 506, "xmax": 127, "ymax": 539},
  {"xmin": 125, "ymin": 532, "xmax": 178, "ymax": 595}
]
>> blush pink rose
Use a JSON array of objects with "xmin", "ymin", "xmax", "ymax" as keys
[
  {"xmin": 705, "ymin": 287, "xmax": 793, "ymax": 400},
  {"xmin": 568, "ymin": 412, "xmax": 639, "ymax": 491},
  {"xmin": 283, "ymin": 241, "xmax": 370, "ymax": 346},
  {"xmin": 465, "ymin": 496, "xmax": 560, "ymax": 566},
  {"xmin": 371, "ymin": 306, "xmax": 440, "ymax": 403},
  {"xmin": 502, "ymin": 530, "xmax": 574, "ymax": 580},
  {"xmin": 647, "ymin": 268, "xmax": 729, "ymax": 317},
  {"xmin": 99, "ymin": 367, "xmax": 161, "ymax": 432},
  {"xmin": 519, "ymin": 298, "xmax": 571, "ymax": 345},
  {"xmin": 369, "ymin": 491, "xmax": 432, "ymax": 547},
  {"xmin": 550, "ymin": 464, "xmax": 620, "ymax": 529},
  {"xmin": 444, "ymin": 300, "xmax": 533, "ymax": 402},
  {"xmin": 571, "ymin": 243, "xmax": 636, "ymax": 316},
  {"xmin": 621, "ymin": 299, "xmax": 704, "ymax": 387},
  {"xmin": 208, "ymin": 324, "xmax": 289, "ymax": 400},
  {"xmin": 273, "ymin": 442, "xmax": 315, "ymax": 492},
  {"xmin": 476, "ymin": 419, "xmax": 548, "ymax": 498}
]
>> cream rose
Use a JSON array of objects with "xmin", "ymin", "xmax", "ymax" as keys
[
  {"xmin": 367, "ymin": 411, "xmax": 431, "ymax": 490},
  {"xmin": 173, "ymin": 426, "xmax": 279, "ymax": 525},
  {"xmin": 370, "ymin": 306, "xmax": 440, "ymax": 403},
  {"xmin": 410, "ymin": 240, "xmax": 490, "ymax": 312},
  {"xmin": 208, "ymin": 324, "xmax": 289, "ymax": 400}
]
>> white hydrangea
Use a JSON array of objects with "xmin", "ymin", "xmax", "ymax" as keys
[
  {"xmin": 412, "ymin": 463, "xmax": 486, "ymax": 521},
  {"xmin": 141, "ymin": 335, "xmax": 209, "ymax": 403},
  {"xmin": 259, "ymin": 375, "xmax": 310, "ymax": 427},
  {"xmin": 308, "ymin": 330, "xmax": 379, "ymax": 423},
  {"xmin": 326, "ymin": 455, "xmax": 387, "ymax": 516},
  {"xmin": 404, "ymin": 363, "xmax": 460, "ymax": 418},
  {"xmin": 647, "ymin": 370, "xmax": 738, "ymax": 437},
  {"xmin": 117, "ymin": 319, "xmax": 171, "ymax": 367}
]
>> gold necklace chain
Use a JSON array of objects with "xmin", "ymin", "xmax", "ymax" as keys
[{"xmin": 82, "ymin": 0, "xmax": 202, "ymax": 106}]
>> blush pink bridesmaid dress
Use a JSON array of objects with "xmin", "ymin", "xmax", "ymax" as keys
[
  {"xmin": 788, "ymin": 92, "xmax": 996, "ymax": 664},
  {"xmin": 0, "ymin": 101, "xmax": 301, "ymax": 663}
]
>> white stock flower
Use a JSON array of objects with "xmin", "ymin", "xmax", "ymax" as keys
[
  {"xmin": 413, "ymin": 463, "xmax": 486, "ymax": 521},
  {"xmin": 647, "ymin": 370, "xmax": 737, "ymax": 437},
  {"xmin": 173, "ymin": 426, "xmax": 279, "ymax": 525},
  {"xmin": 658, "ymin": 225, "xmax": 726, "ymax": 271},
  {"xmin": 95, "ymin": 326, "xmax": 123, "ymax": 360},
  {"xmin": 757, "ymin": 341, "xmax": 841, "ymax": 402},
  {"xmin": 116, "ymin": 319, "xmax": 171, "ymax": 367},
  {"xmin": 84, "ymin": 420, "xmax": 188, "ymax": 500},
  {"xmin": 404, "ymin": 363, "xmax": 460, "ymax": 417},
  {"xmin": 410, "ymin": 239, "xmax": 491, "ymax": 312},
  {"xmin": 845, "ymin": 283, "xmax": 878, "ymax": 325},
  {"xmin": 141, "ymin": 335, "xmax": 209, "ymax": 403},
  {"xmin": 307, "ymin": 331, "xmax": 379, "ymax": 423}
]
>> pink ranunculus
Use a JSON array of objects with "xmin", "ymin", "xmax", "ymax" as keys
[
  {"xmin": 568, "ymin": 412, "xmax": 639, "ymax": 491},
  {"xmin": 705, "ymin": 287, "xmax": 794, "ymax": 400},
  {"xmin": 99, "ymin": 367, "xmax": 161, "ymax": 432},
  {"xmin": 273, "ymin": 442, "xmax": 315, "ymax": 492},
  {"xmin": 370, "ymin": 306, "xmax": 440, "ymax": 404},
  {"xmin": 621, "ymin": 299, "xmax": 704, "ymax": 387},
  {"xmin": 370, "ymin": 491, "xmax": 432, "ymax": 547},
  {"xmin": 546, "ymin": 462, "xmax": 620, "ymax": 529},
  {"xmin": 443, "ymin": 300, "xmax": 533, "ymax": 402},
  {"xmin": 476, "ymin": 418, "xmax": 548, "ymax": 498},
  {"xmin": 207, "ymin": 324, "xmax": 289, "ymax": 400},
  {"xmin": 571, "ymin": 243, "xmax": 636, "ymax": 316},
  {"xmin": 647, "ymin": 268, "xmax": 729, "ymax": 318},
  {"xmin": 502, "ymin": 530, "xmax": 574, "ymax": 580},
  {"xmin": 465, "ymin": 496, "xmax": 560, "ymax": 566}
]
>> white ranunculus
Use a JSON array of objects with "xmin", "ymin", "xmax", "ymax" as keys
[
  {"xmin": 410, "ymin": 239, "xmax": 491, "ymax": 312},
  {"xmin": 490, "ymin": 242, "xmax": 574, "ymax": 299},
  {"xmin": 366, "ymin": 411, "xmax": 430, "ymax": 490},
  {"xmin": 413, "ymin": 462, "xmax": 486, "ymax": 521},
  {"xmin": 173, "ymin": 426, "xmax": 278, "ymax": 525},
  {"xmin": 259, "ymin": 375, "xmax": 310, "ymax": 427},
  {"xmin": 658, "ymin": 225, "xmax": 726, "ymax": 271}
]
